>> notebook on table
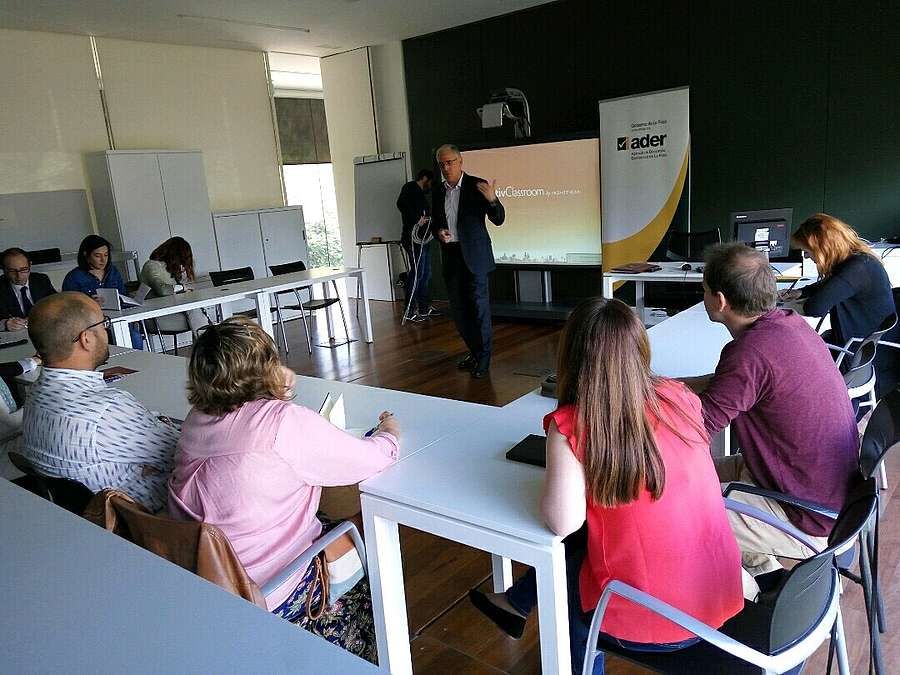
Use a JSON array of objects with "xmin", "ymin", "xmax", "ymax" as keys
[
  {"xmin": 506, "ymin": 434, "xmax": 547, "ymax": 468},
  {"xmin": 610, "ymin": 262, "xmax": 662, "ymax": 274}
]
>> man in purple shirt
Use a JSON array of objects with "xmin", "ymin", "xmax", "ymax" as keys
[{"xmin": 688, "ymin": 242, "xmax": 859, "ymax": 578}]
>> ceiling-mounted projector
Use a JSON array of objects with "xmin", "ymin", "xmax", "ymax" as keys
[{"xmin": 476, "ymin": 88, "xmax": 532, "ymax": 138}]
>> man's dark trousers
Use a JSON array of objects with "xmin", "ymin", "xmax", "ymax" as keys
[{"xmin": 442, "ymin": 242, "xmax": 492, "ymax": 368}]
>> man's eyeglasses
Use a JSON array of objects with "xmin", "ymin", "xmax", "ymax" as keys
[
  {"xmin": 72, "ymin": 316, "xmax": 111, "ymax": 342},
  {"xmin": 6, "ymin": 266, "xmax": 31, "ymax": 274}
]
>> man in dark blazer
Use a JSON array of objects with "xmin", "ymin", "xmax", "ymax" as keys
[
  {"xmin": 0, "ymin": 247, "xmax": 57, "ymax": 331},
  {"xmin": 431, "ymin": 144, "xmax": 505, "ymax": 378}
]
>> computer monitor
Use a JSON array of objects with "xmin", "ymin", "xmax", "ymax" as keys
[{"xmin": 731, "ymin": 208, "xmax": 794, "ymax": 260}]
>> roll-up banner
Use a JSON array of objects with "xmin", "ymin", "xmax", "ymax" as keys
[{"xmin": 598, "ymin": 86, "xmax": 690, "ymax": 271}]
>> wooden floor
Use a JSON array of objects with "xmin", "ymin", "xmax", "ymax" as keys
[{"xmin": 272, "ymin": 298, "xmax": 898, "ymax": 674}]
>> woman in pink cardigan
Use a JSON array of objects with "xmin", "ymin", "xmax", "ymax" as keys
[{"xmin": 168, "ymin": 317, "xmax": 399, "ymax": 662}]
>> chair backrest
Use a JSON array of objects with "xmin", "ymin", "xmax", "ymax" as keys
[
  {"xmin": 767, "ymin": 478, "xmax": 876, "ymax": 653},
  {"xmin": 27, "ymin": 247, "xmax": 62, "ymax": 265},
  {"xmin": 83, "ymin": 489, "xmax": 267, "ymax": 608},
  {"xmin": 859, "ymin": 388, "xmax": 900, "ymax": 480},
  {"xmin": 209, "ymin": 266, "xmax": 254, "ymax": 287},
  {"xmin": 269, "ymin": 260, "xmax": 307, "ymax": 276},
  {"xmin": 665, "ymin": 229, "xmax": 721, "ymax": 261},
  {"xmin": 843, "ymin": 340, "xmax": 877, "ymax": 389},
  {"xmin": 8, "ymin": 451, "xmax": 94, "ymax": 514},
  {"xmin": 767, "ymin": 551, "xmax": 837, "ymax": 654}
]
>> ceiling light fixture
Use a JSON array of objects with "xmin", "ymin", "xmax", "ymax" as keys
[{"xmin": 176, "ymin": 14, "xmax": 310, "ymax": 33}]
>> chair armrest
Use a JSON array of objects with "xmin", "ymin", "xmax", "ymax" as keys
[
  {"xmin": 878, "ymin": 340, "xmax": 900, "ymax": 350},
  {"xmin": 723, "ymin": 498, "xmax": 823, "ymax": 552},
  {"xmin": 722, "ymin": 482, "xmax": 838, "ymax": 519},
  {"xmin": 259, "ymin": 521, "xmax": 366, "ymax": 597},
  {"xmin": 824, "ymin": 343, "xmax": 854, "ymax": 356},
  {"xmin": 589, "ymin": 580, "xmax": 772, "ymax": 671}
]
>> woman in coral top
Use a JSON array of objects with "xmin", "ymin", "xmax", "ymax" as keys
[
  {"xmin": 470, "ymin": 298, "xmax": 745, "ymax": 673},
  {"xmin": 168, "ymin": 317, "xmax": 399, "ymax": 663}
]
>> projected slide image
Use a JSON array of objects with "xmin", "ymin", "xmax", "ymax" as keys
[{"xmin": 462, "ymin": 139, "xmax": 601, "ymax": 265}]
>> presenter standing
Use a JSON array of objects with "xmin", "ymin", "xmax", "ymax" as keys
[
  {"xmin": 396, "ymin": 168, "xmax": 435, "ymax": 319},
  {"xmin": 431, "ymin": 144, "xmax": 505, "ymax": 378}
]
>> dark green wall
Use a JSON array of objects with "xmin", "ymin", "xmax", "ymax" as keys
[{"xmin": 403, "ymin": 0, "xmax": 900, "ymax": 240}]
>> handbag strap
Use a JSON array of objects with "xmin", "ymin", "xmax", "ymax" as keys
[{"xmin": 305, "ymin": 554, "xmax": 330, "ymax": 621}]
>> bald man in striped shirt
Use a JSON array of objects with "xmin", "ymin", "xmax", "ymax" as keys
[{"xmin": 22, "ymin": 292, "xmax": 178, "ymax": 512}]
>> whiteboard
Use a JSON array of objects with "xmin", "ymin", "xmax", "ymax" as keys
[
  {"xmin": 0, "ymin": 189, "xmax": 93, "ymax": 254},
  {"xmin": 354, "ymin": 154, "xmax": 407, "ymax": 243}
]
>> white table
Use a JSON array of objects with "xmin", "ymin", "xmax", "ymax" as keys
[
  {"xmin": 361, "ymin": 418, "xmax": 569, "ymax": 675},
  {"xmin": 18, "ymin": 347, "xmax": 498, "ymax": 462},
  {"xmin": 0, "ymin": 478, "xmax": 380, "ymax": 674},
  {"xmin": 603, "ymin": 260, "xmax": 802, "ymax": 319},
  {"xmin": 0, "ymin": 328, "xmax": 36, "ymax": 362},
  {"xmin": 106, "ymin": 266, "xmax": 373, "ymax": 347}
]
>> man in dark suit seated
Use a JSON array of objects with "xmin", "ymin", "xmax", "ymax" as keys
[
  {"xmin": 0, "ymin": 247, "xmax": 57, "ymax": 331},
  {"xmin": 431, "ymin": 144, "xmax": 505, "ymax": 378}
]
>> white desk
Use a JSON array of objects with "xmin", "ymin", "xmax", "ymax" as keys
[
  {"xmin": 106, "ymin": 267, "xmax": 373, "ymax": 347},
  {"xmin": 603, "ymin": 260, "xmax": 802, "ymax": 319},
  {"xmin": 20, "ymin": 348, "xmax": 498, "ymax": 462},
  {"xmin": 361, "ymin": 418, "xmax": 569, "ymax": 675},
  {"xmin": 0, "ymin": 479, "xmax": 380, "ymax": 674},
  {"xmin": 0, "ymin": 328, "xmax": 35, "ymax": 362}
]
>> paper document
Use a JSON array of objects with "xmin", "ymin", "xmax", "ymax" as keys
[{"xmin": 319, "ymin": 393, "xmax": 347, "ymax": 430}]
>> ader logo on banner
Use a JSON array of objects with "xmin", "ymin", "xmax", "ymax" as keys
[{"xmin": 616, "ymin": 134, "xmax": 667, "ymax": 151}]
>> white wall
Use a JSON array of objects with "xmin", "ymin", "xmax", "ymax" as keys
[
  {"xmin": 0, "ymin": 29, "xmax": 109, "ymax": 196},
  {"xmin": 95, "ymin": 38, "xmax": 284, "ymax": 212},
  {"xmin": 369, "ymin": 42, "xmax": 412, "ymax": 176},
  {"xmin": 320, "ymin": 47, "xmax": 379, "ymax": 266},
  {"xmin": 1, "ymin": 28, "xmax": 284, "ymax": 232},
  {"xmin": 320, "ymin": 43, "xmax": 413, "ymax": 301}
]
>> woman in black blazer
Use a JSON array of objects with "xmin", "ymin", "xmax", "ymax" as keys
[{"xmin": 782, "ymin": 213, "xmax": 897, "ymax": 395}]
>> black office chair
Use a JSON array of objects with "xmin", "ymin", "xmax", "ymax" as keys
[
  {"xmin": 209, "ymin": 266, "xmax": 255, "ymax": 288},
  {"xmin": 581, "ymin": 486, "xmax": 875, "ymax": 675},
  {"xmin": 647, "ymin": 229, "xmax": 722, "ymax": 314},
  {"xmin": 723, "ymin": 390, "xmax": 900, "ymax": 675},
  {"xmin": 26, "ymin": 248, "xmax": 62, "ymax": 265},
  {"xmin": 269, "ymin": 261, "xmax": 350, "ymax": 354},
  {"xmin": 209, "ymin": 266, "xmax": 260, "ymax": 324},
  {"xmin": 8, "ymin": 451, "xmax": 94, "ymax": 515}
]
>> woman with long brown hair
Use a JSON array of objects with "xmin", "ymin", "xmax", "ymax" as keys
[
  {"xmin": 784, "ymin": 213, "xmax": 896, "ymax": 392},
  {"xmin": 139, "ymin": 236, "xmax": 208, "ymax": 335},
  {"xmin": 470, "ymin": 298, "xmax": 744, "ymax": 674}
]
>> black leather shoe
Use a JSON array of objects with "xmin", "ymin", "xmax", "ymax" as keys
[
  {"xmin": 468, "ymin": 589, "xmax": 526, "ymax": 639},
  {"xmin": 457, "ymin": 355, "xmax": 476, "ymax": 371},
  {"xmin": 472, "ymin": 365, "xmax": 490, "ymax": 379}
]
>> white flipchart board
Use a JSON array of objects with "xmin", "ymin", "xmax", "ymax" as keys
[{"xmin": 353, "ymin": 153, "xmax": 407, "ymax": 243}]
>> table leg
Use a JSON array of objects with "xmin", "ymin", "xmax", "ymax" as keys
[
  {"xmin": 322, "ymin": 282, "xmax": 336, "ymax": 339},
  {"xmin": 253, "ymin": 292, "xmax": 274, "ymax": 338},
  {"xmin": 602, "ymin": 275, "xmax": 614, "ymax": 299},
  {"xmin": 357, "ymin": 270, "xmax": 374, "ymax": 343},
  {"xmin": 110, "ymin": 319, "xmax": 131, "ymax": 346},
  {"xmin": 635, "ymin": 280, "xmax": 646, "ymax": 323},
  {"xmin": 491, "ymin": 554, "xmax": 513, "ymax": 593},
  {"xmin": 362, "ymin": 497, "xmax": 412, "ymax": 674},
  {"xmin": 536, "ymin": 541, "xmax": 571, "ymax": 675}
]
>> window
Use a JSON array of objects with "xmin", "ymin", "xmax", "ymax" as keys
[{"xmin": 275, "ymin": 97, "xmax": 342, "ymax": 267}]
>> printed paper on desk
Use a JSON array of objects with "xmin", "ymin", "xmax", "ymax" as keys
[{"xmin": 319, "ymin": 393, "xmax": 347, "ymax": 430}]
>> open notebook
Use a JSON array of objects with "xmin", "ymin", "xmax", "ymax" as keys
[{"xmin": 96, "ymin": 284, "xmax": 151, "ymax": 311}]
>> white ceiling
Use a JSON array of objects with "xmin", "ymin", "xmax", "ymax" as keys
[{"xmin": 0, "ymin": 0, "xmax": 557, "ymax": 57}]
